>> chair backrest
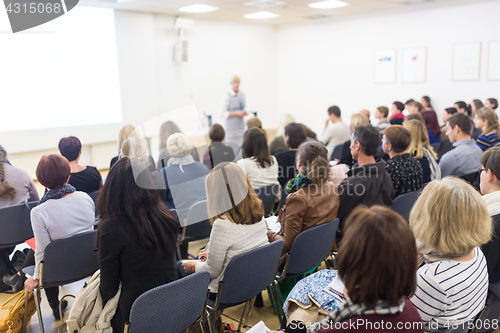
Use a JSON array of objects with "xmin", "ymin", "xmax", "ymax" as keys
[
  {"xmin": 183, "ymin": 200, "xmax": 211, "ymax": 240},
  {"xmin": 0, "ymin": 201, "xmax": 37, "ymax": 248},
  {"xmin": 128, "ymin": 271, "xmax": 210, "ymax": 333},
  {"xmin": 286, "ymin": 219, "xmax": 339, "ymax": 275},
  {"xmin": 331, "ymin": 144, "xmax": 344, "ymax": 161},
  {"xmin": 255, "ymin": 184, "xmax": 279, "ymax": 217},
  {"xmin": 87, "ymin": 190, "xmax": 100, "ymax": 217},
  {"xmin": 390, "ymin": 190, "xmax": 422, "ymax": 221},
  {"xmin": 219, "ymin": 240, "xmax": 283, "ymax": 305},
  {"xmin": 460, "ymin": 171, "xmax": 481, "ymax": 192},
  {"xmin": 42, "ymin": 230, "xmax": 99, "ymax": 288}
]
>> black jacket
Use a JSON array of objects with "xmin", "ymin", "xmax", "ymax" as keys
[{"xmin": 482, "ymin": 214, "xmax": 500, "ymax": 285}]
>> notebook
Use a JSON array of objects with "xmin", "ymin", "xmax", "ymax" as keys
[{"xmin": 323, "ymin": 274, "xmax": 346, "ymax": 302}]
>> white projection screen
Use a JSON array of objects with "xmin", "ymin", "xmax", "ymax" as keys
[{"xmin": 0, "ymin": 6, "xmax": 123, "ymax": 153}]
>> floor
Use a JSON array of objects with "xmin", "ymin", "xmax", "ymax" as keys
[{"xmin": 0, "ymin": 240, "xmax": 281, "ymax": 333}]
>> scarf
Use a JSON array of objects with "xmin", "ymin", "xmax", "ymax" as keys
[
  {"xmin": 167, "ymin": 155, "xmax": 194, "ymax": 173},
  {"xmin": 416, "ymin": 239, "xmax": 472, "ymax": 265},
  {"xmin": 306, "ymin": 299, "xmax": 405, "ymax": 332},
  {"xmin": 286, "ymin": 173, "xmax": 312, "ymax": 194},
  {"xmin": 422, "ymin": 148, "xmax": 441, "ymax": 181},
  {"xmin": 39, "ymin": 184, "xmax": 76, "ymax": 205},
  {"xmin": 483, "ymin": 191, "xmax": 500, "ymax": 217}
]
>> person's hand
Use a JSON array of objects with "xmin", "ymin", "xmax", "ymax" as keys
[
  {"xmin": 25, "ymin": 277, "xmax": 39, "ymax": 292},
  {"xmin": 238, "ymin": 111, "xmax": 248, "ymax": 117},
  {"xmin": 325, "ymin": 119, "xmax": 330, "ymax": 128},
  {"xmin": 198, "ymin": 249, "xmax": 208, "ymax": 262},
  {"xmin": 182, "ymin": 260, "xmax": 197, "ymax": 274}
]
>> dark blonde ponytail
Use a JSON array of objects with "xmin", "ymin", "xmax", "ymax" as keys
[
  {"xmin": 0, "ymin": 146, "xmax": 17, "ymax": 200},
  {"xmin": 297, "ymin": 141, "xmax": 331, "ymax": 186}
]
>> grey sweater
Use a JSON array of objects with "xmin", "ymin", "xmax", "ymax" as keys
[{"xmin": 0, "ymin": 162, "xmax": 39, "ymax": 208}]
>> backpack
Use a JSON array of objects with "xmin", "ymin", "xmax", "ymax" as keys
[{"xmin": 60, "ymin": 270, "xmax": 120, "ymax": 333}]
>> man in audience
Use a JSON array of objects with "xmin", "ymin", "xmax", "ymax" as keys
[
  {"xmin": 374, "ymin": 106, "xmax": 390, "ymax": 134},
  {"xmin": 337, "ymin": 124, "xmax": 395, "ymax": 241},
  {"xmin": 454, "ymin": 101, "xmax": 469, "ymax": 115},
  {"xmin": 439, "ymin": 113, "xmax": 483, "ymax": 177},
  {"xmin": 485, "ymin": 98, "xmax": 498, "ymax": 110},
  {"xmin": 438, "ymin": 107, "xmax": 457, "ymax": 160},
  {"xmin": 359, "ymin": 109, "xmax": 371, "ymax": 122},
  {"xmin": 319, "ymin": 106, "xmax": 351, "ymax": 157},
  {"xmin": 274, "ymin": 123, "xmax": 307, "ymax": 189},
  {"xmin": 406, "ymin": 101, "xmax": 424, "ymax": 114}
]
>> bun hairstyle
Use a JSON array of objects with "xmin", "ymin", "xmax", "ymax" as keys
[
  {"xmin": 0, "ymin": 146, "xmax": 17, "ymax": 200},
  {"xmin": 296, "ymin": 141, "xmax": 330, "ymax": 186}
]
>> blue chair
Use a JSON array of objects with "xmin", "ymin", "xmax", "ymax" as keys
[
  {"xmin": 177, "ymin": 201, "xmax": 212, "ymax": 259},
  {"xmin": 390, "ymin": 190, "xmax": 422, "ymax": 221},
  {"xmin": 124, "ymin": 271, "xmax": 211, "ymax": 333},
  {"xmin": 330, "ymin": 144, "xmax": 344, "ymax": 161},
  {"xmin": 22, "ymin": 231, "xmax": 99, "ymax": 333},
  {"xmin": 206, "ymin": 240, "xmax": 284, "ymax": 333},
  {"xmin": 269, "ymin": 219, "xmax": 340, "ymax": 323},
  {"xmin": 255, "ymin": 184, "xmax": 280, "ymax": 217}
]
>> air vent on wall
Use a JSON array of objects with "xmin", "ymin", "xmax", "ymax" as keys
[
  {"xmin": 303, "ymin": 14, "xmax": 330, "ymax": 20},
  {"xmin": 397, "ymin": 0, "xmax": 434, "ymax": 5},
  {"xmin": 244, "ymin": 0, "xmax": 286, "ymax": 8}
]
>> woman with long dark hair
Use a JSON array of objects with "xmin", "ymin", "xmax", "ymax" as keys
[
  {"xmin": 237, "ymin": 128, "xmax": 279, "ymax": 189},
  {"xmin": 97, "ymin": 157, "xmax": 179, "ymax": 333},
  {"xmin": 421, "ymin": 110, "xmax": 441, "ymax": 144}
]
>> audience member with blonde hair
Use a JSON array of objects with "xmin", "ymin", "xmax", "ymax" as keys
[
  {"xmin": 339, "ymin": 113, "xmax": 369, "ymax": 167},
  {"xmin": 474, "ymin": 107, "xmax": 500, "ymax": 151},
  {"xmin": 268, "ymin": 141, "xmax": 339, "ymax": 262},
  {"xmin": 382, "ymin": 126, "xmax": 423, "ymax": 197},
  {"xmin": 270, "ymin": 113, "xmax": 295, "ymax": 154},
  {"xmin": 110, "ymin": 124, "xmax": 136, "ymax": 168},
  {"xmin": 120, "ymin": 137, "xmax": 150, "ymax": 163},
  {"xmin": 157, "ymin": 121, "xmax": 199, "ymax": 170},
  {"xmin": 409, "ymin": 178, "xmax": 492, "ymax": 332},
  {"xmin": 405, "ymin": 120, "xmax": 440, "ymax": 183}
]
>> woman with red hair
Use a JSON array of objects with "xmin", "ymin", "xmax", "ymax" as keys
[{"xmin": 421, "ymin": 111, "xmax": 441, "ymax": 144}]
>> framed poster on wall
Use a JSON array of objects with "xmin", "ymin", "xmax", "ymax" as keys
[
  {"xmin": 488, "ymin": 40, "xmax": 500, "ymax": 81},
  {"xmin": 452, "ymin": 42, "xmax": 481, "ymax": 81},
  {"xmin": 374, "ymin": 49, "xmax": 396, "ymax": 84},
  {"xmin": 402, "ymin": 47, "xmax": 427, "ymax": 83}
]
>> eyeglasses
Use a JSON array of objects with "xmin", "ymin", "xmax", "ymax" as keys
[{"xmin": 478, "ymin": 167, "xmax": 486, "ymax": 173}]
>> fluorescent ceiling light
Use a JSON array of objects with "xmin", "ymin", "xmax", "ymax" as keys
[
  {"xmin": 244, "ymin": 0, "xmax": 285, "ymax": 8},
  {"xmin": 244, "ymin": 11, "xmax": 280, "ymax": 19},
  {"xmin": 179, "ymin": 4, "xmax": 219, "ymax": 13},
  {"xmin": 308, "ymin": 0, "xmax": 349, "ymax": 9}
]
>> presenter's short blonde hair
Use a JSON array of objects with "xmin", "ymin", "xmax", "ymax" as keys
[
  {"xmin": 409, "ymin": 177, "xmax": 492, "ymax": 255},
  {"xmin": 230, "ymin": 75, "xmax": 240, "ymax": 83},
  {"xmin": 167, "ymin": 133, "xmax": 191, "ymax": 158}
]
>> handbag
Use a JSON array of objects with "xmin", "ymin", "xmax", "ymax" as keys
[{"xmin": 0, "ymin": 290, "xmax": 40, "ymax": 333}]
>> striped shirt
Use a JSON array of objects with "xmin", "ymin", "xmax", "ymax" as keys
[
  {"xmin": 476, "ymin": 131, "xmax": 500, "ymax": 151},
  {"xmin": 410, "ymin": 248, "xmax": 488, "ymax": 332}
]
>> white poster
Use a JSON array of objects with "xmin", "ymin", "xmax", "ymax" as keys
[
  {"xmin": 375, "ymin": 49, "xmax": 396, "ymax": 83},
  {"xmin": 488, "ymin": 40, "xmax": 500, "ymax": 81},
  {"xmin": 402, "ymin": 47, "xmax": 426, "ymax": 83},
  {"xmin": 453, "ymin": 42, "xmax": 481, "ymax": 81}
]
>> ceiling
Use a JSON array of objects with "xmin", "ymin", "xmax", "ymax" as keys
[{"xmin": 79, "ymin": 0, "xmax": 466, "ymax": 25}]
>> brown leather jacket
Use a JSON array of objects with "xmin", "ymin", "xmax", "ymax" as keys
[{"xmin": 267, "ymin": 182, "xmax": 339, "ymax": 262}]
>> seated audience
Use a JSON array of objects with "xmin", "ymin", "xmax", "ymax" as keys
[
  {"xmin": 268, "ymin": 141, "xmax": 339, "ymax": 262},
  {"xmin": 301, "ymin": 124, "xmax": 317, "ymax": 141},
  {"xmin": 382, "ymin": 126, "xmax": 423, "ymax": 197},
  {"xmin": 110, "ymin": 124, "xmax": 135, "ymax": 169},
  {"xmin": 421, "ymin": 110, "xmax": 441, "ymax": 144},
  {"xmin": 471, "ymin": 99, "xmax": 484, "ymax": 117},
  {"xmin": 337, "ymin": 124, "xmax": 395, "ymax": 241},
  {"xmin": 421, "ymin": 95, "xmax": 434, "ymax": 112},
  {"xmin": 374, "ymin": 106, "xmax": 390, "ymax": 134},
  {"xmin": 157, "ymin": 121, "xmax": 200, "ymax": 170},
  {"xmin": 21, "ymin": 155, "xmax": 94, "ymax": 319},
  {"xmin": 438, "ymin": 107, "xmax": 457, "ymax": 160},
  {"xmin": 474, "ymin": 107, "xmax": 500, "ymax": 151},
  {"xmin": 98, "ymin": 157, "xmax": 179, "ymax": 333},
  {"xmin": 0, "ymin": 145, "xmax": 39, "ymax": 208},
  {"xmin": 59, "ymin": 136, "xmax": 102, "ymax": 193},
  {"xmin": 319, "ymin": 106, "xmax": 351, "ymax": 157},
  {"xmin": 120, "ymin": 137, "xmax": 156, "ymax": 171},
  {"xmin": 405, "ymin": 98, "xmax": 415, "ymax": 110},
  {"xmin": 404, "ymin": 113, "xmax": 425, "ymax": 125},
  {"xmin": 479, "ymin": 146, "xmax": 500, "ymax": 285},
  {"xmin": 161, "ymin": 133, "xmax": 209, "ymax": 223},
  {"xmin": 339, "ymin": 114, "xmax": 369, "ymax": 168},
  {"xmin": 237, "ymin": 128, "xmax": 279, "ymax": 189},
  {"xmin": 454, "ymin": 101, "xmax": 481, "ymax": 139},
  {"xmin": 409, "ymin": 178, "xmax": 491, "ymax": 332},
  {"xmin": 359, "ymin": 109, "xmax": 370, "ymax": 122},
  {"xmin": 270, "ymin": 114, "xmax": 295, "ymax": 155},
  {"xmin": 439, "ymin": 113, "xmax": 483, "ymax": 178},
  {"xmin": 405, "ymin": 120, "xmax": 440, "ymax": 184},
  {"xmin": 485, "ymin": 97, "xmax": 498, "ymax": 110},
  {"xmin": 274, "ymin": 123, "xmax": 307, "ymax": 189},
  {"xmin": 203, "ymin": 124, "xmax": 235, "ymax": 169},
  {"xmin": 390, "ymin": 101, "xmax": 405, "ymax": 125},
  {"xmin": 279, "ymin": 206, "xmax": 423, "ymax": 333},
  {"xmin": 246, "ymin": 117, "xmax": 262, "ymax": 130},
  {"xmin": 407, "ymin": 101, "xmax": 424, "ymax": 114},
  {"xmin": 181, "ymin": 162, "xmax": 268, "ymax": 295}
]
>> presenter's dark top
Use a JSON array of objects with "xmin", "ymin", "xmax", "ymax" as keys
[{"xmin": 68, "ymin": 166, "xmax": 102, "ymax": 193}]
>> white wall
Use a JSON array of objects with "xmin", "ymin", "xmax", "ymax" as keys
[{"xmin": 275, "ymin": 0, "xmax": 500, "ymax": 136}]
